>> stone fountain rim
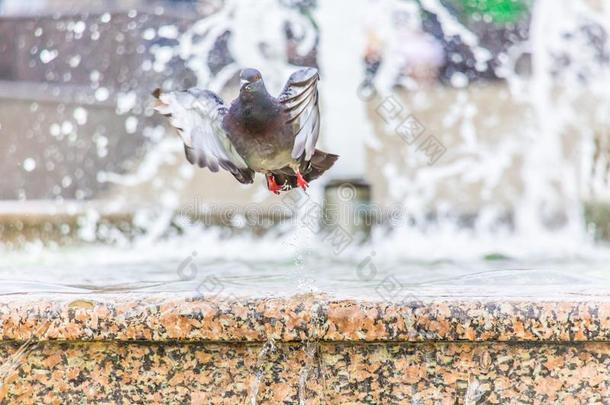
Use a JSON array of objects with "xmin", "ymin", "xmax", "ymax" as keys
[{"xmin": 0, "ymin": 293, "xmax": 609, "ymax": 344}]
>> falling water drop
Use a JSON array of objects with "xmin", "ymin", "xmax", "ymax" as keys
[
  {"xmin": 39, "ymin": 49, "xmax": 58, "ymax": 64},
  {"xmin": 73, "ymin": 108, "xmax": 88, "ymax": 125},
  {"xmin": 94, "ymin": 87, "xmax": 109, "ymax": 102},
  {"xmin": 22, "ymin": 159, "xmax": 36, "ymax": 172}
]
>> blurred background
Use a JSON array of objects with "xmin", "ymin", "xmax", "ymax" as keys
[{"xmin": 1, "ymin": 0, "xmax": 610, "ymax": 275}]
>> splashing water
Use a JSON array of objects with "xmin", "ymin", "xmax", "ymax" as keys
[
  {"xmin": 3, "ymin": 0, "xmax": 610, "ymax": 281},
  {"xmin": 247, "ymin": 339, "xmax": 276, "ymax": 405},
  {"xmin": 366, "ymin": 0, "xmax": 610, "ymax": 258},
  {"xmin": 0, "ymin": 321, "xmax": 50, "ymax": 400},
  {"xmin": 514, "ymin": 0, "xmax": 610, "ymax": 238}
]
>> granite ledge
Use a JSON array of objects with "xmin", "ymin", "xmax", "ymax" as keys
[{"xmin": 1, "ymin": 294, "xmax": 609, "ymax": 343}]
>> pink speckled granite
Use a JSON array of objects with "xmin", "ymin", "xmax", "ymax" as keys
[
  {"xmin": 1, "ymin": 294, "xmax": 609, "ymax": 343},
  {"xmin": 2, "ymin": 294, "xmax": 610, "ymax": 404},
  {"xmin": 2, "ymin": 341, "xmax": 610, "ymax": 404}
]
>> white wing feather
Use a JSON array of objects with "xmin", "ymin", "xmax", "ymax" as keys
[
  {"xmin": 278, "ymin": 67, "xmax": 320, "ymax": 161},
  {"xmin": 154, "ymin": 88, "xmax": 253, "ymax": 183}
]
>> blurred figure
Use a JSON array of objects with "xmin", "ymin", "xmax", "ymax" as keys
[
  {"xmin": 392, "ymin": 3, "xmax": 444, "ymax": 84},
  {"xmin": 365, "ymin": 0, "xmax": 444, "ymax": 89}
]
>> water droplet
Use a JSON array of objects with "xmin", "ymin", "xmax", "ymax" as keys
[
  {"xmin": 61, "ymin": 176, "xmax": 73, "ymax": 188},
  {"xmin": 158, "ymin": 25, "xmax": 178, "ymax": 39},
  {"xmin": 39, "ymin": 49, "xmax": 58, "ymax": 64},
  {"xmin": 116, "ymin": 91, "xmax": 136, "ymax": 114},
  {"xmin": 450, "ymin": 72, "xmax": 469, "ymax": 88},
  {"xmin": 90, "ymin": 70, "xmax": 100, "ymax": 82},
  {"xmin": 23, "ymin": 158, "xmax": 36, "ymax": 172},
  {"xmin": 142, "ymin": 28, "xmax": 156, "ymax": 41},
  {"xmin": 69, "ymin": 55, "xmax": 81, "ymax": 68},
  {"xmin": 61, "ymin": 121, "xmax": 74, "ymax": 134},
  {"xmin": 141, "ymin": 60, "xmax": 152, "ymax": 71},
  {"xmin": 73, "ymin": 107, "xmax": 88, "ymax": 125},
  {"xmin": 73, "ymin": 21, "xmax": 86, "ymax": 35},
  {"xmin": 95, "ymin": 135, "xmax": 109, "ymax": 158},
  {"xmin": 49, "ymin": 123, "xmax": 61, "ymax": 136},
  {"xmin": 95, "ymin": 87, "xmax": 109, "ymax": 102},
  {"xmin": 125, "ymin": 116, "xmax": 139, "ymax": 134}
]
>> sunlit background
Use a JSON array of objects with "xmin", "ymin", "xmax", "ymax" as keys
[{"xmin": 1, "ymin": 0, "xmax": 610, "ymax": 297}]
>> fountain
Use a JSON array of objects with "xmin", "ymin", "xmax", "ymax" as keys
[{"xmin": 2, "ymin": 0, "xmax": 610, "ymax": 402}]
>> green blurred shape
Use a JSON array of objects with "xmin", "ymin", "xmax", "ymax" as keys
[
  {"xmin": 461, "ymin": 0, "xmax": 528, "ymax": 23},
  {"xmin": 483, "ymin": 252, "xmax": 512, "ymax": 261},
  {"xmin": 584, "ymin": 202, "xmax": 610, "ymax": 241}
]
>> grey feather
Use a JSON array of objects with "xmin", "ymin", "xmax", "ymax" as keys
[
  {"xmin": 278, "ymin": 67, "xmax": 320, "ymax": 161},
  {"xmin": 153, "ymin": 88, "xmax": 254, "ymax": 184}
]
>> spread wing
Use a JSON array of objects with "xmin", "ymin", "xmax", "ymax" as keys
[
  {"xmin": 153, "ymin": 88, "xmax": 254, "ymax": 184},
  {"xmin": 277, "ymin": 67, "xmax": 320, "ymax": 162}
]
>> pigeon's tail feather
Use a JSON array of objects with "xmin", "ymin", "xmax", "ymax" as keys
[
  {"xmin": 305, "ymin": 149, "xmax": 339, "ymax": 182},
  {"xmin": 272, "ymin": 149, "xmax": 339, "ymax": 190}
]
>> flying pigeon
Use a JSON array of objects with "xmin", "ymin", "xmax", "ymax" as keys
[{"xmin": 152, "ymin": 67, "xmax": 338, "ymax": 194}]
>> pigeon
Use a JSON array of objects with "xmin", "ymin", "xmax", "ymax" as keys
[{"xmin": 152, "ymin": 67, "xmax": 339, "ymax": 194}]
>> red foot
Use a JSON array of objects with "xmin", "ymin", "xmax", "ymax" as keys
[
  {"xmin": 295, "ymin": 170, "xmax": 309, "ymax": 190},
  {"xmin": 267, "ymin": 174, "xmax": 282, "ymax": 195}
]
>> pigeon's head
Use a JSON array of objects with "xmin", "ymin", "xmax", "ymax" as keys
[
  {"xmin": 240, "ymin": 68, "xmax": 262, "ymax": 86},
  {"xmin": 239, "ymin": 68, "xmax": 266, "ymax": 97}
]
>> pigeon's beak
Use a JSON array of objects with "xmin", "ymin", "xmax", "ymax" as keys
[
  {"xmin": 239, "ymin": 68, "xmax": 263, "ymax": 91},
  {"xmin": 239, "ymin": 69, "xmax": 264, "ymax": 95},
  {"xmin": 240, "ymin": 77, "xmax": 262, "ymax": 92}
]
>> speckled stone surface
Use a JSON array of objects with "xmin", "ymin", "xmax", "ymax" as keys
[
  {"xmin": 1, "ymin": 341, "xmax": 610, "ymax": 404},
  {"xmin": 1, "ymin": 294, "xmax": 610, "ymax": 343},
  {"xmin": 2, "ymin": 294, "xmax": 610, "ymax": 404}
]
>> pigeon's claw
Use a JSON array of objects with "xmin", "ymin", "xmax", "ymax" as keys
[
  {"xmin": 266, "ymin": 174, "xmax": 282, "ymax": 195},
  {"xmin": 295, "ymin": 170, "xmax": 309, "ymax": 190}
]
